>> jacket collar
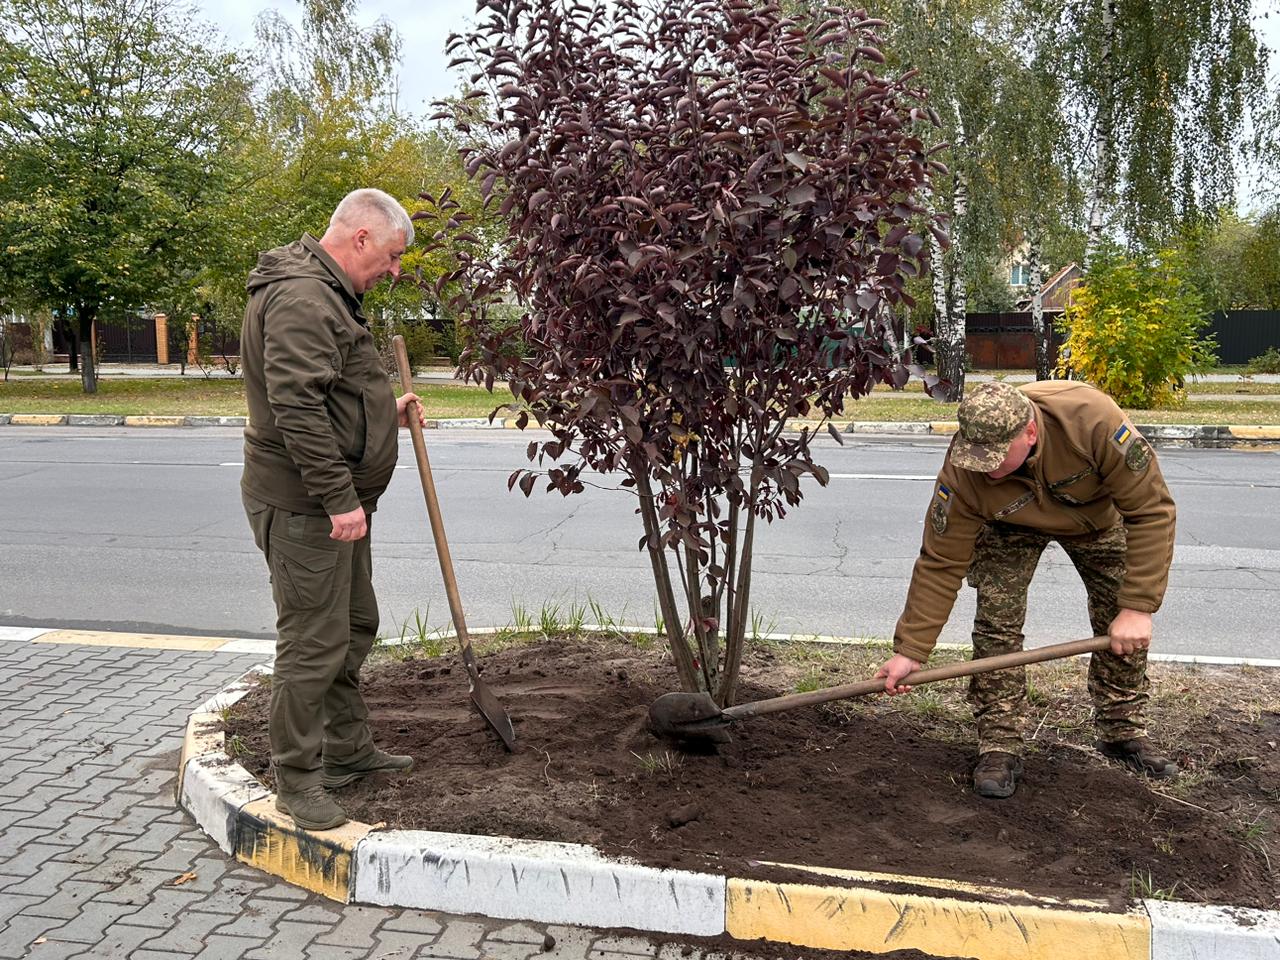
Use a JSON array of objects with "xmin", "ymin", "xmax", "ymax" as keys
[{"xmin": 302, "ymin": 234, "xmax": 361, "ymax": 305}]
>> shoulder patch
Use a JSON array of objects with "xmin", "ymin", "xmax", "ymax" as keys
[
  {"xmin": 1112, "ymin": 423, "xmax": 1133, "ymax": 448},
  {"xmin": 1125, "ymin": 438, "xmax": 1152, "ymax": 472},
  {"xmin": 929, "ymin": 483, "xmax": 952, "ymax": 534}
]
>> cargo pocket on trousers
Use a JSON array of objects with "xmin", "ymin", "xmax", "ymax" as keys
[{"xmin": 270, "ymin": 537, "xmax": 339, "ymax": 610}]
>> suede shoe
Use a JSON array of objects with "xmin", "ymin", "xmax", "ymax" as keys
[
  {"xmin": 323, "ymin": 748, "xmax": 414, "ymax": 790},
  {"xmin": 973, "ymin": 751, "xmax": 1023, "ymax": 799},
  {"xmin": 1098, "ymin": 739, "xmax": 1178, "ymax": 779},
  {"xmin": 275, "ymin": 786, "xmax": 348, "ymax": 831}
]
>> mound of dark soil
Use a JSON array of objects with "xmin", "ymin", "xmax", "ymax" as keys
[{"xmin": 224, "ymin": 637, "xmax": 1278, "ymax": 909}]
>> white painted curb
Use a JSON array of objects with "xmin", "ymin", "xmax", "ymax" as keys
[
  {"xmin": 196, "ymin": 664, "xmax": 272, "ymax": 714},
  {"xmin": 1146, "ymin": 900, "xmax": 1280, "ymax": 959},
  {"xmin": 180, "ymin": 755, "xmax": 270, "ymax": 855},
  {"xmin": 354, "ymin": 830, "xmax": 725, "ymax": 936},
  {"xmin": 0, "ymin": 626, "xmax": 51, "ymax": 642}
]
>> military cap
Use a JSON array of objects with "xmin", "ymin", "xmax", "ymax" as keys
[{"xmin": 951, "ymin": 381, "xmax": 1034, "ymax": 472}]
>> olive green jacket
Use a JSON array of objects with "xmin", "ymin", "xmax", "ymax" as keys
[
  {"xmin": 240, "ymin": 235, "xmax": 398, "ymax": 517},
  {"xmin": 893, "ymin": 381, "xmax": 1177, "ymax": 662}
]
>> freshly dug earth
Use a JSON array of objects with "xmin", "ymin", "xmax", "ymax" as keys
[{"xmin": 224, "ymin": 635, "xmax": 1279, "ymax": 909}]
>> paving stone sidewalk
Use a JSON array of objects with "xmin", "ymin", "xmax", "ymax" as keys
[{"xmin": 0, "ymin": 638, "xmax": 778, "ymax": 960}]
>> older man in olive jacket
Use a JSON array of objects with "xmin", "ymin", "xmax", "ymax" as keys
[
  {"xmin": 241, "ymin": 188, "xmax": 421, "ymax": 830},
  {"xmin": 876, "ymin": 380, "xmax": 1179, "ymax": 799}
]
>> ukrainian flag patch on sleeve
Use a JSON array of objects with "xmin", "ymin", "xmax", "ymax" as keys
[
  {"xmin": 1112, "ymin": 424, "xmax": 1133, "ymax": 447},
  {"xmin": 930, "ymin": 483, "xmax": 952, "ymax": 534}
]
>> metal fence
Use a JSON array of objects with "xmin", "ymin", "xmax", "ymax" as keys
[{"xmin": 1204, "ymin": 311, "xmax": 1280, "ymax": 365}]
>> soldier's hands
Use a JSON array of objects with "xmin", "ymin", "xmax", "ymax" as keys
[
  {"xmin": 329, "ymin": 507, "xmax": 368, "ymax": 542},
  {"xmin": 875, "ymin": 654, "xmax": 923, "ymax": 695},
  {"xmin": 1107, "ymin": 608, "xmax": 1153, "ymax": 655},
  {"xmin": 396, "ymin": 392, "xmax": 425, "ymax": 428}
]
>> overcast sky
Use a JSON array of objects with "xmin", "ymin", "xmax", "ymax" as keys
[{"xmin": 194, "ymin": 0, "xmax": 1280, "ymax": 212}]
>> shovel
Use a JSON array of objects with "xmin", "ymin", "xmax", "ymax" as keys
[
  {"xmin": 392, "ymin": 336, "xmax": 516, "ymax": 751},
  {"xmin": 648, "ymin": 634, "xmax": 1114, "ymax": 742}
]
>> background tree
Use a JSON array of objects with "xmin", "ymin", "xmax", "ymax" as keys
[
  {"xmin": 1177, "ymin": 205, "xmax": 1280, "ymax": 311},
  {"xmin": 812, "ymin": 0, "xmax": 1081, "ymax": 395},
  {"xmin": 0, "ymin": 0, "xmax": 252, "ymax": 392},
  {"xmin": 1037, "ymin": 0, "xmax": 1273, "ymax": 258},
  {"xmin": 428, "ymin": 0, "xmax": 940, "ymax": 704}
]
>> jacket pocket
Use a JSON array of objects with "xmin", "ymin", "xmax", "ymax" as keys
[{"xmin": 270, "ymin": 536, "xmax": 339, "ymax": 610}]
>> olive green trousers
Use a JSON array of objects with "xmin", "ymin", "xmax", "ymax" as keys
[{"xmin": 243, "ymin": 492, "xmax": 378, "ymax": 792}]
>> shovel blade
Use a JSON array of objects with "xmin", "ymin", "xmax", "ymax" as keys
[
  {"xmin": 467, "ymin": 673, "xmax": 516, "ymax": 752},
  {"xmin": 648, "ymin": 692, "xmax": 731, "ymax": 741}
]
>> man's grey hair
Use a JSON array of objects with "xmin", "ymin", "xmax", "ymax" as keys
[{"xmin": 330, "ymin": 188, "xmax": 414, "ymax": 246}]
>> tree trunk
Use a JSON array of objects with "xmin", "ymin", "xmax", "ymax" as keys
[
  {"xmin": 931, "ymin": 195, "xmax": 967, "ymax": 398},
  {"xmin": 68, "ymin": 313, "xmax": 79, "ymax": 373},
  {"xmin": 633, "ymin": 466, "xmax": 701, "ymax": 692},
  {"xmin": 716, "ymin": 503, "xmax": 756, "ymax": 707},
  {"xmin": 78, "ymin": 308, "xmax": 97, "ymax": 394},
  {"xmin": 1026, "ymin": 229, "xmax": 1049, "ymax": 379},
  {"xmin": 1085, "ymin": 0, "xmax": 1117, "ymax": 262}
]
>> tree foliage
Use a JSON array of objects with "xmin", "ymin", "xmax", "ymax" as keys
[
  {"xmin": 0, "ymin": 0, "xmax": 252, "ymax": 391},
  {"xmin": 425, "ymin": 0, "xmax": 941, "ymax": 702},
  {"xmin": 1038, "ymin": 0, "xmax": 1273, "ymax": 253},
  {"xmin": 1058, "ymin": 247, "xmax": 1217, "ymax": 408},
  {"xmin": 1177, "ymin": 206, "xmax": 1280, "ymax": 311}
]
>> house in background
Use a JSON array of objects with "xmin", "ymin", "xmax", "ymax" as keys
[
  {"xmin": 966, "ymin": 262, "xmax": 1083, "ymax": 369},
  {"xmin": 1015, "ymin": 262, "xmax": 1082, "ymax": 312}
]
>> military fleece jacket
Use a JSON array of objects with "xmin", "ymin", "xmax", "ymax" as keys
[
  {"xmin": 893, "ymin": 380, "xmax": 1176, "ymax": 663},
  {"xmin": 240, "ymin": 234, "xmax": 398, "ymax": 517}
]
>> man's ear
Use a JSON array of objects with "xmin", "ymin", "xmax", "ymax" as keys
[
  {"xmin": 352, "ymin": 227, "xmax": 370, "ymax": 249},
  {"xmin": 1025, "ymin": 418, "xmax": 1038, "ymax": 445}
]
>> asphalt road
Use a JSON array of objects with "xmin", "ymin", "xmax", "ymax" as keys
[{"xmin": 2, "ymin": 427, "xmax": 1278, "ymax": 659}]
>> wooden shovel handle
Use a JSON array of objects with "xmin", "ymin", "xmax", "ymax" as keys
[
  {"xmin": 391, "ymin": 336, "xmax": 474, "ymax": 656},
  {"xmin": 724, "ymin": 635, "xmax": 1114, "ymax": 722}
]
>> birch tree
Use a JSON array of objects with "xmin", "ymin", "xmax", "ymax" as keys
[{"xmin": 1039, "ymin": 0, "xmax": 1273, "ymax": 256}]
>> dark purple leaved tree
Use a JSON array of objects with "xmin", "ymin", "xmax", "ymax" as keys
[{"xmin": 421, "ymin": 0, "xmax": 946, "ymax": 705}]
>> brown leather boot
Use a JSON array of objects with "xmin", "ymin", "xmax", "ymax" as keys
[
  {"xmin": 972, "ymin": 751, "xmax": 1023, "ymax": 799},
  {"xmin": 1098, "ymin": 739, "xmax": 1178, "ymax": 779}
]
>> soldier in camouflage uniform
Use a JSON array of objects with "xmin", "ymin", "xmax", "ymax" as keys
[{"xmin": 875, "ymin": 381, "xmax": 1179, "ymax": 798}]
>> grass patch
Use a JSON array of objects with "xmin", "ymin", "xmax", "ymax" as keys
[
  {"xmin": 0, "ymin": 377, "xmax": 513, "ymax": 419},
  {"xmin": 816, "ymin": 393, "xmax": 1280, "ymax": 425},
  {"xmin": 5, "ymin": 371, "xmax": 1276, "ymax": 424}
]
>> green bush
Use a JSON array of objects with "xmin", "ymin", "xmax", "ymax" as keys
[
  {"xmin": 1245, "ymin": 346, "xmax": 1280, "ymax": 375},
  {"xmin": 1057, "ymin": 249, "xmax": 1217, "ymax": 408},
  {"xmin": 395, "ymin": 320, "xmax": 441, "ymax": 372}
]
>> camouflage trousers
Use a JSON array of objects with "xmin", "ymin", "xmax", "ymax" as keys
[{"xmin": 967, "ymin": 520, "xmax": 1149, "ymax": 755}]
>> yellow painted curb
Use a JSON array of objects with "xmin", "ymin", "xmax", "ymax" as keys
[
  {"xmin": 33, "ymin": 630, "xmax": 231, "ymax": 651},
  {"xmin": 10, "ymin": 414, "xmax": 68, "ymax": 426},
  {"xmin": 234, "ymin": 798, "xmax": 371, "ymax": 901},
  {"xmin": 725, "ymin": 878, "xmax": 1150, "ymax": 960},
  {"xmin": 1228, "ymin": 425, "xmax": 1280, "ymax": 440},
  {"xmin": 930, "ymin": 420, "xmax": 960, "ymax": 435},
  {"xmin": 122, "ymin": 415, "xmax": 186, "ymax": 427},
  {"xmin": 176, "ymin": 711, "xmax": 224, "ymax": 800},
  {"xmin": 758, "ymin": 862, "xmax": 1110, "ymax": 909}
]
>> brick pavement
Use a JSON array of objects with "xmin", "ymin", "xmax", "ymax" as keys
[{"xmin": 0, "ymin": 638, "xmax": 778, "ymax": 960}]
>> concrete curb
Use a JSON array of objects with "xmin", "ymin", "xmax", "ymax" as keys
[
  {"xmin": 3, "ymin": 412, "xmax": 1279, "ymax": 446},
  {"xmin": 169, "ymin": 649, "xmax": 1278, "ymax": 959},
  {"xmin": 2, "ymin": 622, "xmax": 1275, "ymax": 955}
]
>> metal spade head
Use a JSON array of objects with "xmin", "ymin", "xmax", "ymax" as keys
[
  {"xmin": 647, "ymin": 691, "xmax": 732, "ymax": 742},
  {"xmin": 461, "ymin": 647, "xmax": 516, "ymax": 752}
]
